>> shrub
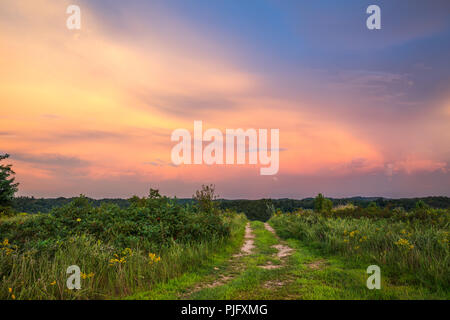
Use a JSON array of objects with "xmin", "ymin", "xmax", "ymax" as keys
[{"xmin": 0, "ymin": 190, "xmax": 231, "ymax": 253}]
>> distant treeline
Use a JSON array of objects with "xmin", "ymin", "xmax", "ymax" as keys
[
  {"xmin": 266, "ymin": 196, "xmax": 450, "ymax": 211},
  {"xmin": 12, "ymin": 197, "xmax": 130, "ymax": 214},
  {"xmin": 219, "ymin": 197, "xmax": 450, "ymax": 221},
  {"xmin": 12, "ymin": 196, "xmax": 450, "ymax": 221}
]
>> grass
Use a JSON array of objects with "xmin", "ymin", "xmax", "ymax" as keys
[
  {"xmin": 127, "ymin": 214, "xmax": 247, "ymax": 299},
  {"xmin": 0, "ymin": 209, "xmax": 247, "ymax": 300},
  {"xmin": 254, "ymin": 237, "xmax": 446, "ymax": 300},
  {"xmin": 183, "ymin": 221, "xmax": 277, "ymax": 300},
  {"xmin": 139, "ymin": 219, "xmax": 449, "ymax": 300},
  {"xmin": 1, "ymin": 195, "xmax": 448, "ymax": 300},
  {"xmin": 267, "ymin": 207, "xmax": 450, "ymax": 299}
]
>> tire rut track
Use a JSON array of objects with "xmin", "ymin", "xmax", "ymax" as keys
[
  {"xmin": 180, "ymin": 222, "xmax": 255, "ymax": 298},
  {"xmin": 258, "ymin": 223, "xmax": 294, "ymax": 269}
]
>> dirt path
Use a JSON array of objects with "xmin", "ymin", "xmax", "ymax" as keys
[
  {"xmin": 179, "ymin": 221, "xmax": 299, "ymax": 299},
  {"xmin": 233, "ymin": 222, "xmax": 255, "ymax": 257},
  {"xmin": 259, "ymin": 223, "xmax": 294, "ymax": 269},
  {"xmin": 136, "ymin": 220, "xmax": 426, "ymax": 300},
  {"xmin": 180, "ymin": 223, "xmax": 255, "ymax": 298}
]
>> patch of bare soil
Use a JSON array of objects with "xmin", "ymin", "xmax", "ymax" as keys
[
  {"xmin": 264, "ymin": 223, "xmax": 276, "ymax": 234},
  {"xmin": 262, "ymin": 276, "xmax": 295, "ymax": 289},
  {"xmin": 259, "ymin": 261, "xmax": 280, "ymax": 270},
  {"xmin": 306, "ymin": 259, "xmax": 326, "ymax": 270},
  {"xmin": 204, "ymin": 275, "xmax": 233, "ymax": 288},
  {"xmin": 262, "ymin": 280, "xmax": 286, "ymax": 288},
  {"xmin": 272, "ymin": 244, "xmax": 294, "ymax": 258},
  {"xmin": 233, "ymin": 223, "xmax": 255, "ymax": 257}
]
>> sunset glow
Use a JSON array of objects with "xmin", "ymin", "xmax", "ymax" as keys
[{"xmin": 1, "ymin": 0, "xmax": 449, "ymax": 198}]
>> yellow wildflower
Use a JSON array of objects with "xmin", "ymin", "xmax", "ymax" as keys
[
  {"xmin": 349, "ymin": 230, "xmax": 358, "ymax": 237},
  {"xmin": 122, "ymin": 248, "xmax": 133, "ymax": 256},
  {"xmin": 395, "ymin": 238, "xmax": 414, "ymax": 250},
  {"xmin": 50, "ymin": 281, "xmax": 56, "ymax": 286},
  {"xmin": 395, "ymin": 238, "xmax": 409, "ymax": 246},
  {"xmin": 148, "ymin": 252, "xmax": 161, "ymax": 264},
  {"xmin": 8, "ymin": 288, "xmax": 12, "ymax": 293}
]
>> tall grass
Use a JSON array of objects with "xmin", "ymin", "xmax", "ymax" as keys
[
  {"xmin": 0, "ymin": 213, "xmax": 246, "ymax": 300},
  {"xmin": 0, "ymin": 190, "xmax": 247, "ymax": 300},
  {"xmin": 269, "ymin": 207, "xmax": 449, "ymax": 293}
]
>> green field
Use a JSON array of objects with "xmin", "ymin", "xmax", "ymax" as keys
[{"xmin": 1, "ymin": 190, "xmax": 448, "ymax": 300}]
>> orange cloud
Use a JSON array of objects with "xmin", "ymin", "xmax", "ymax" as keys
[
  {"xmin": 1, "ymin": 0, "xmax": 448, "ymax": 198},
  {"xmin": 391, "ymin": 157, "xmax": 447, "ymax": 175}
]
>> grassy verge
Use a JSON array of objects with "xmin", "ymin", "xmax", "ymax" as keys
[
  {"xmin": 257, "ymin": 236, "xmax": 446, "ymax": 299},
  {"xmin": 267, "ymin": 211, "xmax": 450, "ymax": 299},
  {"xmin": 126, "ymin": 214, "xmax": 247, "ymax": 299}
]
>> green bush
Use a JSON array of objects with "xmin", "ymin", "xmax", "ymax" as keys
[
  {"xmin": 0, "ymin": 213, "xmax": 246, "ymax": 299},
  {"xmin": 0, "ymin": 189, "xmax": 245, "ymax": 300},
  {"xmin": 0, "ymin": 190, "xmax": 231, "ymax": 254}
]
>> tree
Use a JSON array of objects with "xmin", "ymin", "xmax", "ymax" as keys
[
  {"xmin": 367, "ymin": 201, "xmax": 379, "ymax": 214},
  {"xmin": 314, "ymin": 193, "xmax": 333, "ymax": 213},
  {"xmin": 314, "ymin": 193, "xmax": 325, "ymax": 212},
  {"xmin": 415, "ymin": 200, "xmax": 429, "ymax": 210},
  {"xmin": 323, "ymin": 198, "xmax": 333, "ymax": 213},
  {"xmin": 0, "ymin": 154, "xmax": 19, "ymax": 207},
  {"xmin": 194, "ymin": 184, "xmax": 218, "ymax": 213}
]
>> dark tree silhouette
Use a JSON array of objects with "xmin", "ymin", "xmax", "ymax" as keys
[{"xmin": 0, "ymin": 154, "xmax": 19, "ymax": 207}]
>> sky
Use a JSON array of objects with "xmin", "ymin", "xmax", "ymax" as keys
[{"xmin": 0, "ymin": 0, "xmax": 449, "ymax": 199}]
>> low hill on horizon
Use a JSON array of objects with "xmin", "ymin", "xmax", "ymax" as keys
[{"xmin": 11, "ymin": 195, "xmax": 450, "ymax": 215}]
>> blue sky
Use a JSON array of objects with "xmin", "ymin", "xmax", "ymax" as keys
[{"xmin": 1, "ymin": 0, "xmax": 449, "ymax": 198}]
